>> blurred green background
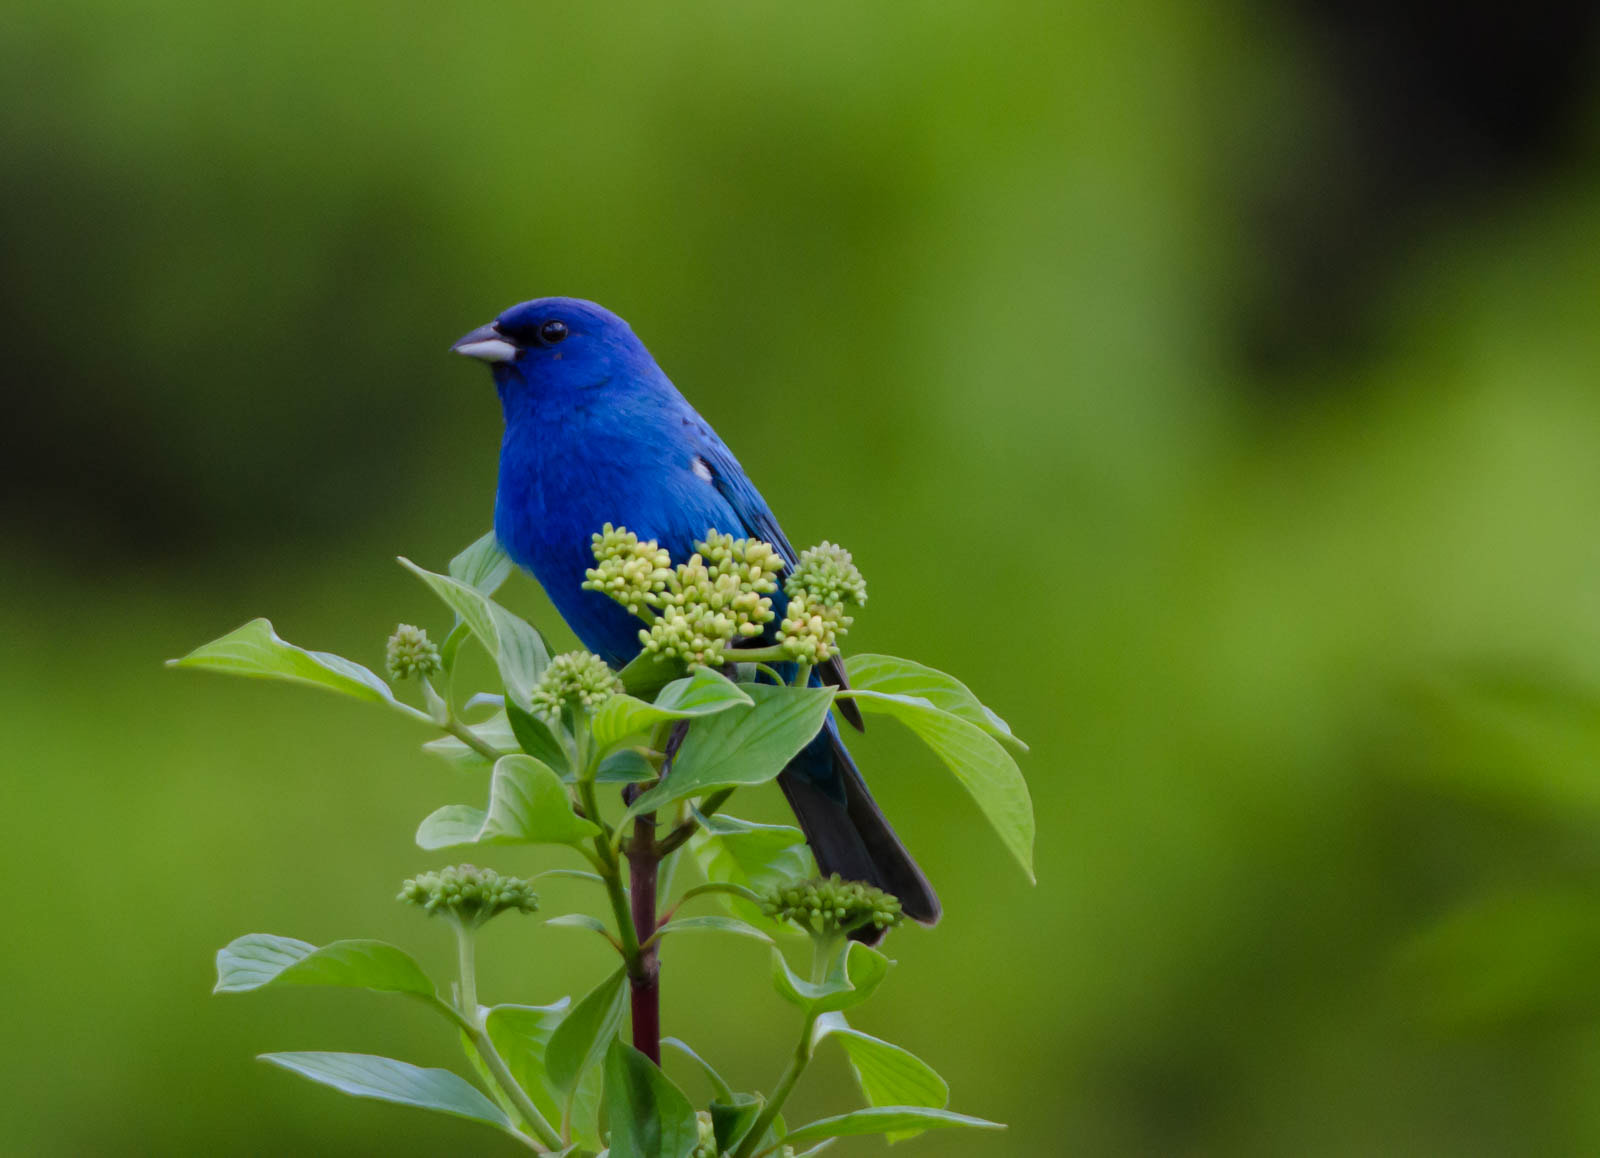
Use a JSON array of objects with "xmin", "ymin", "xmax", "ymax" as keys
[{"xmin": 7, "ymin": 2, "xmax": 1600, "ymax": 1154}]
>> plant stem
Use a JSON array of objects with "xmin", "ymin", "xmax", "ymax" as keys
[
  {"xmin": 452, "ymin": 925, "xmax": 563, "ymax": 1152},
  {"xmin": 723, "ymin": 644, "xmax": 790, "ymax": 664},
  {"xmin": 444, "ymin": 715, "xmax": 505, "ymax": 762},
  {"xmin": 468, "ymin": 1025, "xmax": 565, "ymax": 1152},
  {"xmin": 734, "ymin": 937, "xmax": 841, "ymax": 1158},
  {"xmin": 455, "ymin": 924, "xmax": 479, "ymax": 1017},
  {"xmin": 628, "ymin": 811, "xmax": 661, "ymax": 1063},
  {"xmin": 656, "ymin": 786, "xmax": 735, "ymax": 857},
  {"xmin": 617, "ymin": 719, "xmax": 693, "ymax": 1063},
  {"xmin": 578, "ymin": 765, "xmax": 659, "ymax": 1068},
  {"xmin": 734, "ymin": 1009, "xmax": 819, "ymax": 1158},
  {"xmin": 580, "ymin": 776, "xmax": 646, "ymax": 964}
]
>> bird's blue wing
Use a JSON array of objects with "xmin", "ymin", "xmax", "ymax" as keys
[
  {"xmin": 681, "ymin": 422, "xmax": 800, "ymax": 566},
  {"xmin": 687, "ymin": 422, "xmax": 865, "ymax": 731}
]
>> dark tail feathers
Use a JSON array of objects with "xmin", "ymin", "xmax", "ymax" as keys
[{"xmin": 777, "ymin": 724, "xmax": 941, "ymax": 943}]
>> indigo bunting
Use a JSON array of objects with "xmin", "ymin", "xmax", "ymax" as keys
[{"xmin": 453, "ymin": 297, "xmax": 939, "ymax": 927}]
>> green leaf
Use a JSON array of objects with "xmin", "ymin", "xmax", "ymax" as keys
[
  {"xmin": 399, "ymin": 557, "xmax": 550, "ymax": 708},
  {"xmin": 507, "ymin": 702, "xmax": 572, "ymax": 773},
  {"xmin": 847, "ymin": 689, "xmax": 1035, "ymax": 882},
  {"xmin": 547, "ymin": 913, "xmax": 615, "ymax": 941},
  {"xmin": 770, "ymin": 941, "xmax": 892, "ymax": 1015},
  {"xmin": 167, "ymin": 619, "xmax": 421, "ymax": 717},
  {"xmin": 618, "ymin": 651, "xmax": 680, "ymax": 698},
  {"xmin": 709, "ymin": 1093, "xmax": 764, "ymax": 1152},
  {"xmin": 546, "ymin": 967, "xmax": 628, "ymax": 1096},
  {"xmin": 780, "ymin": 1106, "xmax": 1004, "ymax": 1147},
  {"xmin": 588, "ymin": 695, "xmax": 672, "ymax": 756},
  {"xmin": 532, "ymin": 868, "xmax": 608, "ymax": 887},
  {"xmin": 423, "ymin": 710, "xmax": 518, "ymax": 772},
  {"xmin": 478, "ymin": 1004, "xmax": 563, "ymax": 1127},
  {"xmin": 601, "ymin": 1039, "xmax": 700, "ymax": 1158},
  {"xmin": 259, "ymin": 1051, "xmax": 516, "ymax": 1134},
  {"xmin": 215, "ymin": 935, "xmax": 435, "ymax": 999},
  {"xmin": 687, "ymin": 814, "xmax": 814, "ymax": 937},
  {"xmin": 483, "ymin": 755, "xmax": 599, "ymax": 845},
  {"xmin": 590, "ymin": 670, "xmax": 754, "ymax": 754},
  {"xmin": 654, "ymin": 915, "xmax": 773, "ymax": 945},
  {"xmin": 415, "ymin": 805, "xmax": 488, "ymax": 850},
  {"xmin": 627, "ymin": 684, "xmax": 835, "ymax": 816},
  {"xmin": 847, "ymin": 654, "xmax": 1025, "ymax": 751},
  {"xmin": 665, "ymin": 666, "xmax": 758, "ymax": 709},
  {"xmin": 660, "ymin": 1037, "xmax": 733, "ymax": 1102},
  {"xmin": 485, "ymin": 1001, "xmax": 605, "ymax": 1149},
  {"xmin": 417, "ymin": 755, "xmax": 599, "ymax": 850},
  {"xmin": 596, "ymin": 750, "xmax": 658, "ymax": 784},
  {"xmin": 450, "ymin": 531, "xmax": 514, "ymax": 596},
  {"xmin": 691, "ymin": 813, "xmax": 809, "ymax": 880},
  {"xmin": 812, "ymin": 1014, "xmax": 947, "ymax": 1141}
]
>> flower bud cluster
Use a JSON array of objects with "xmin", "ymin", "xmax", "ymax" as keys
[
  {"xmin": 776, "ymin": 542, "xmax": 866, "ymax": 663},
  {"xmin": 582, "ymin": 524, "xmax": 673, "ymax": 616},
  {"xmin": 788, "ymin": 541, "xmax": 868, "ymax": 608},
  {"xmin": 641, "ymin": 533, "xmax": 784, "ymax": 665},
  {"xmin": 691, "ymin": 1111, "xmax": 716, "ymax": 1158},
  {"xmin": 694, "ymin": 532, "xmax": 787, "ymax": 637},
  {"xmin": 529, "ymin": 651, "xmax": 622, "ymax": 721},
  {"xmin": 759, "ymin": 874, "xmax": 903, "ymax": 938},
  {"xmin": 775, "ymin": 590, "xmax": 847, "ymax": 663},
  {"xmin": 398, "ymin": 865, "xmax": 539, "ymax": 928},
  {"xmin": 639, "ymin": 602, "xmax": 741, "ymax": 668},
  {"xmin": 587, "ymin": 524, "xmax": 785, "ymax": 667},
  {"xmin": 385, "ymin": 624, "xmax": 442, "ymax": 681}
]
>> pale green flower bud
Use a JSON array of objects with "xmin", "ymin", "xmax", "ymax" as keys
[
  {"xmin": 775, "ymin": 590, "xmax": 852, "ymax": 663},
  {"xmin": 787, "ymin": 541, "xmax": 867, "ymax": 608},
  {"xmin": 583, "ymin": 525, "xmax": 786, "ymax": 658},
  {"xmin": 583, "ymin": 524, "xmax": 673, "ymax": 617},
  {"xmin": 759, "ymin": 874, "xmax": 904, "ymax": 938},
  {"xmin": 529, "ymin": 651, "xmax": 622, "ymax": 721},
  {"xmin": 684, "ymin": 532, "xmax": 783, "ymax": 635},
  {"xmin": 691, "ymin": 1111, "xmax": 717, "ymax": 1158},
  {"xmin": 398, "ymin": 864, "xmax": 539, "ymax": 929},
  {"xmin": 621, "ymin": 528, "xmax": 786, "ymax": 666},
  {"xmin": 639, "ymin": 604, "xmax": 736, "ymax": 667},
  {"xmin": 385, "ymin": 624, "xmax": 442, "ymax": 681}
]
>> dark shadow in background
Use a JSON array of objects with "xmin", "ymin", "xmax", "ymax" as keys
[
  {"xmin": 1243, "ymin": 1, "xmax": 1599, "ymax": 373},
  {"xmin": 2, "ymin": 1, "xmax": 1595, "ymax": 559}
]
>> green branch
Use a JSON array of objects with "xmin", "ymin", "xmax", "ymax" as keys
[
  {"xmin": 450, "ymin": 926, "xmax": 563, "ymax": 1152},
  {"xmin": 656, "ymin": 787, "xmax": 735, "ymax": 857},
  {"xmin": 443, "ymin": 714, "xmax": 508, "ymax": 763}
]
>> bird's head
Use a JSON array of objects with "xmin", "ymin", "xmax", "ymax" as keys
[{"xmin": 451, "ymin": 297, "xmax": 654, "ymax": 398}]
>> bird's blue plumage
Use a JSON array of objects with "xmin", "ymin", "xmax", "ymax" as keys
[{"xmin": 456, "ymin": 297, "xmax": 939, "ymax": 927}]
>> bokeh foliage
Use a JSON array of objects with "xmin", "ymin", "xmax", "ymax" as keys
[{"xmin": 4, "ymin": 1, "xmax": 1600, "ymax": 1154}]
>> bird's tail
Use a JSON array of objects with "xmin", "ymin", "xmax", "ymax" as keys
[{"xmin": 777, "ymin": 722, "xmax": 941, "ymax": 943}]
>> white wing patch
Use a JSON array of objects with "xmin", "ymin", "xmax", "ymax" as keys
[{"xmin": 692, "ymin": 455, "xmax": 715, "ymax": 482}]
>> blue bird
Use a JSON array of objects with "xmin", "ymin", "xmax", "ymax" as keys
[{"xmin": 452, "ymin": 297, "xmax": 940, "ymax": 929}]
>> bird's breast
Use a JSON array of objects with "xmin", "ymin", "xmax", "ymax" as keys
[{"xmin": 494, "ymin": 424, "xmax": 719, "ymax": 664}]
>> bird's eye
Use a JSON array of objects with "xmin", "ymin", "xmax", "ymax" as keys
[{"xmin": 539, "ymin": 320, "xmax": 569, "ymax": 344}]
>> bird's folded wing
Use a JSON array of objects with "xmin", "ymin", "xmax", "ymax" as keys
[{"xmin": 694, "ymin": 429, "xmax": 865, "ymax": 731}]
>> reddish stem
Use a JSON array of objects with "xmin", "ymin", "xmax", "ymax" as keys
[
  {"xmin": 628, "ymin": 813, "xmax": 661, "ymax": 1064},
  {"xmin": 624, "ymin": 720, "xmax": 690, "ymax": 1065}
]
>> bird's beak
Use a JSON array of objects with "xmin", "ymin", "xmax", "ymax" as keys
[{"xmin": 451, "ymin": 323, "xmax": 519, "ymax": 364}]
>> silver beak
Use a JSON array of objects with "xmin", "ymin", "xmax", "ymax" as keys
[{"xmin": 451, "ymin": 322, "xmax": 518, "ymax": 363}]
